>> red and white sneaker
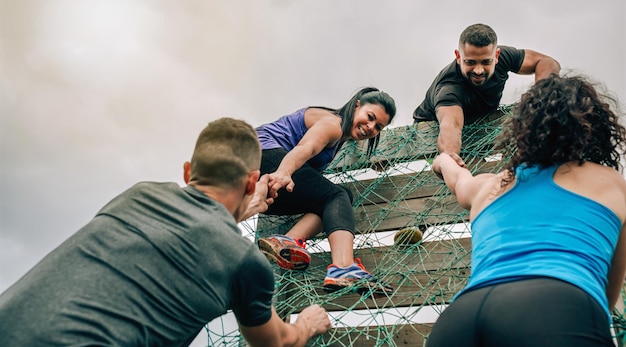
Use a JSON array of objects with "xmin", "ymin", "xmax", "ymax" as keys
[{"xmin": 258, "ymin": 234, "xmax": 311, "ymax": 270}]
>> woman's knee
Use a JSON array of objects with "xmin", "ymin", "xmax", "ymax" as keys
[
  {"xmin": 321, "ymin": 188, "xmax": 355, "ymax": 236},
  {"xmin": 338, "ymin": 185, "xmax": 353, "ymax": 203}
]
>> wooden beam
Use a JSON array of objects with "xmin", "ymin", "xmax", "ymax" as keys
[
  {"xmin": 257, "ymin": 190, "xmax": 469, "ymax": 236},
  {"xmin": 353, "ymin": 193, "xmax": 468, "ymax": 232},
  {"xmin": 277, "ymin": 238, "xmax": 472, "ymax": 314},
  {"xmin": 310, "ymin": 323, "xmax": 434, "ymax": 347},
  {"xmin": 282, "ymin": 267, "xmax": 468, "ymax": 313},
  {"xmin": 325, "ymin": 123, "xmax": 440, "ymax": 173},
  {"xmin": 344, "ymin": 175, "xmax": 443, "ymax": 206},
  {"xmin": 343, "ymin": 159, "xmax": 502, "ymax": 206},
  {"xmin": 325, "ymin": 109, "xmax": 508, "ymax": 173}
]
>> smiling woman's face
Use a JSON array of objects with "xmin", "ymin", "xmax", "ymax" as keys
[{"xmin": 350, "ymin": 102, "xmax": 390, "ymax": 140}]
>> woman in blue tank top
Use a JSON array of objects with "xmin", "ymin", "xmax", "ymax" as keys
[
  {"xmin": 427, "ymin": 74, "xmax": 626, "ymax": 347},
  {"xmin": 255, "ymin": 87, "xmax": 397, "ymax": 295}
]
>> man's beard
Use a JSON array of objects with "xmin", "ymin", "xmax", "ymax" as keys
[{"xmin": 467, "ymin": 72, "xmax": 488, "ymax": 86}]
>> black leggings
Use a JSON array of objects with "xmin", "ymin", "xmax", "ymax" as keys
[
  {"xmin": 426, "ymin": 277, "xmax": 614, "ymax": 347},
  {"xmin": 260, "ymin": 148, "xmax": 355, "ymax": 237}
]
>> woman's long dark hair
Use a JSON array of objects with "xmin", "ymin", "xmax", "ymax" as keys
[
  {"xmin": 499, "ymin": 73, "xmax": 626, "ymax": 184},
  {"xmin": 333, "ymin": 87, "xmax": 397, "ymax": 156}
]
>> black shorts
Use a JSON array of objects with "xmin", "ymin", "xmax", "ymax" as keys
[
  {"xmin": 426, "ymin": 277, "xmax": 614, "ymax": 347},
  {"xmin": 260, "ymin": 148, "xmax": 355, "ymax": 236}
]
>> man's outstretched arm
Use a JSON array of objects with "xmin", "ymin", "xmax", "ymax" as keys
[
  {"xmin": 239, "ymin": 174, "xmax": 273, "ymax": 222},
  {"xmin": 435, "ymin": 105, "xmax": 466, "ymax": 168},
  {"xmin": 240, "ymin": 305, "xmax": 331, "ymax": 347},
  {"xmin": 517, "ymin": 49, "xmax": 561, "ymax": 81}
]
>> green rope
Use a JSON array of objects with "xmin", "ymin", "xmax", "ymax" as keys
[{"xmin": 206, "ymin": 106, "xmax": 626, "ymax": 347}]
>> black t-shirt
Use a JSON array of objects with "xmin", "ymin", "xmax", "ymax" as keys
[{"xmin": 413, "ymin": 45, "xmax": 525, "ymax": 124}]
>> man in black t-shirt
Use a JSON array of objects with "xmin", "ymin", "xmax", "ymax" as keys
[{"xmin": 413, "ymin": 23, "xmax": 560, "ymax": 167}]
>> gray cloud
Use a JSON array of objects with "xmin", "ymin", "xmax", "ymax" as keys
[{"xmin": 1, "ymin": 0, "xmax": 624, "ymax": 298}]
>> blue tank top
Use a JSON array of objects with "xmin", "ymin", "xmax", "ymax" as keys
[
  {"xmin": 459, "ymin": 164, "xmax": 621, "ymax": 318},
  {"xmin": 256, "ymin": 108, "xmax": 339, "ymax": 171}
]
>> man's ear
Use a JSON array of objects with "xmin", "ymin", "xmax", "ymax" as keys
[
  {"xmin": 183, "ymin": 161, "xmax": 191, "ymax": 183},
  {"xmin": 245, "ymin": 170, "xmax": 261, "ymax": 195},
  {"xmin": 455, "ymin": 49, "xmax": 461, "ymax": 64}
]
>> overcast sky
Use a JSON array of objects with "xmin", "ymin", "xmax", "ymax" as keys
[{"xmin": 1, "ymin": 0, "xmax": 625, "ymax": 335}]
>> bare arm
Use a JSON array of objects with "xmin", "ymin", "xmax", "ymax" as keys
[
  {"xmin": 607, "ymin": 222, "xmax": 626, "ymax": 310},
  {"xmin": 267, "ymin": 116, "xmax": 342, "ymax": 197},
  {"xmin": 435, "ymin": 105, "xmax": 466, "ymax": 168},
  {"xmin": 432, "ymin": 153, "xmax": 475, "ymax": 209},
  {"xmin": 239, "ymin": 305, "xmax": 331, "ymax": 347},
  {"xmin": 239, "ymin": 174, "xmax": 274, "ymax": 222},
  {"xmin": 517, "ymin": 49, "xmax": 561, "ymax": 82},
  {"xmin": 432, "ymin": 153, "xmax": 499, "ymax": 219}
]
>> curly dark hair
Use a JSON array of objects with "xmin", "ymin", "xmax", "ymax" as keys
[{"xmin": 500, "ymin": 73, "xmax": 626, "ymax": 183}]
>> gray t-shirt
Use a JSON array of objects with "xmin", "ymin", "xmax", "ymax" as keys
[{"xmin": 0, "ymin": 182, "xmax": 274, "ymax": 346}]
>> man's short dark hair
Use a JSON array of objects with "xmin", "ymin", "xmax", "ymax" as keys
[
  {"xmin": 190, "ymin": 118, "xmax": 261, "ymax": 188},
  {"xmin": 459, "ymin": 23, "xmax": 498, "ymax": 47}
]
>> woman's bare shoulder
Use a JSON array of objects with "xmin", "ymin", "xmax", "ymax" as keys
[
  {"xmin": 556, "ymin": 161, "xmax": 626, "ymax": 220},
  {"xmin": 303, "ymin": 107, "xmax": 341, "ymax": 127}
]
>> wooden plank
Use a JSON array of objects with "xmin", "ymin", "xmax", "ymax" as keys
[
  {"xmin": 346, "ymin": 158, "xmax": 500, "ymax": 232},
  {"xmin": 256, "ymin": 193, "xmax": 469, "ymax": 237},
  {"xmin": 294, "ymin": 267, "xmax": 469, "ymax": 312},
  {"xmin": 326, "ymin": 109, "xmax": 508, "ymax": 173},
  {"xmin": 368, "ymin": 123, "xmax": 439, "ymax": 167},
  {"xmin": 256, "ymin": 139, "xmax": 503, "ymax": 237},
  {"xmin": 256, "ymin": 175, "xmax": 473, "ymax": 236},
  {"xmin": 309, "ymin": 323, "xmax": 434, "ymax": 347},
  {"xmin": 254, "ymin": 178, "xmax": 450, "ymax": 236},
  {"xmin": 344, "ymin": 159, "xmax": 502, "ymax": 206},
  {"xmin": 325, "ymin": 123, "xmax": 439, "ymax": 173},
  {"xmin": 278, "ymin": 238, "xmax": 472, "ymax": 314},
  {"xmin": 344, "ymin": 175, "xmax": 442, "ymax": 205},
  {"xmin": 277, "ymin": 267, "xmax": 468, "ymax": 316},
  {"xmin": 353, "ymin": 193, "xmax": 468, "ymax": 233}
]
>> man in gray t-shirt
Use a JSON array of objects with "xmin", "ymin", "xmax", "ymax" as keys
[{"xmin": 0, "ymin": 118, "xmax": 331, "ymax": 347}]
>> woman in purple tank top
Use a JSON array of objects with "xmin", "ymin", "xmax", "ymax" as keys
[
  {"xmin": 428, "ymin": 74, "xmax": 626, "ymax": 346},
  {"xmin": 256, "ymin": 87, "xmax": 397, "ymax": 295}
]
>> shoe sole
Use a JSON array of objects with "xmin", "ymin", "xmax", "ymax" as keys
[
  {"xmin": 258, "ymin": 238, "xmax": 310, "ymax": 270},
  {"xmin": 322, "ymin": 279, "xmax": 394, "ymax": 296}
]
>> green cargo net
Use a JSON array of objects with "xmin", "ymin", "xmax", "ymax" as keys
[{"xmin": 205, "ymin": 105, "xmax": 626, "ymax": 347}]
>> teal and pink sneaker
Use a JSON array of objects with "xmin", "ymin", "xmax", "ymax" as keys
[
  {"xmin": 322, "ymin": 257, "xmax": 394, "ymax": 295},
  {"xmin": 258, "ymin": 234, "xmax": 311, "ymax": 270}
]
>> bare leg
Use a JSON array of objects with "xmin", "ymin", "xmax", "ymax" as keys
[
  {"xmin": 286, "ymin": 214, "xmax": 356, "ymax": 267},
  {"xmin": 321, "ymin": 229, "xmax": 393, "ymax": 295},
  {"xmin": 327, "ymin": 230, "xmax": 355, "ymax": 268},
  {"xmin": 285, "ymin": 213, "xmax": 323, "ymax": 241}
]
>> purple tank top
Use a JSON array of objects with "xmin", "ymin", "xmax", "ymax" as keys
[{"xmin": 256, "ymin": 108, "xmax": 339, "ymax": 171}]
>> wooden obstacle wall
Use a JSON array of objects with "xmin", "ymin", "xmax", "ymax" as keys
[
  {"xmin": 257, "ymin": 122, "xmax": 488, "ymax": 346},
  {"xmin": 256, "ymin": 118, "xmax": 626, "ymax": 347}
]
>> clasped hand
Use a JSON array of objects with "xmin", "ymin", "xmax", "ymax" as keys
[{"xmin": 267, "ymin": 171, "xmax": 295, "ymax": 199}]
